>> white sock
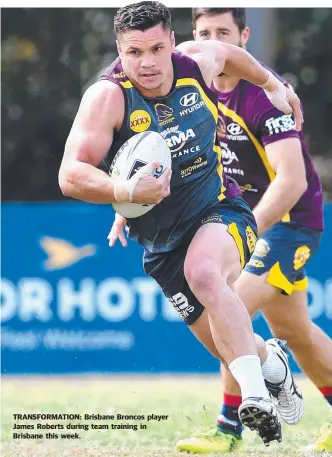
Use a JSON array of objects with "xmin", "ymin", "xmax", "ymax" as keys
[
  {"xmin": 261, "ymin": 345, "xmax": 286, "ymax": 384},
  {"xmin": 228, "ymin": 355, "xmax": 270, "ymax": 400}
]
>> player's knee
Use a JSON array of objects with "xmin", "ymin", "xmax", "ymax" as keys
[{"xmin": 184, "ymin": 259, "xmax": 224, "ymax": 298}]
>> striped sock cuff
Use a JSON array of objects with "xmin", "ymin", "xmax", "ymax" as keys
[
  {"xmin": 319, "ymin": 386, "xmax": 332, "ymax": 406},
  {"xmin": 223, "ymin": 393, "xmax": 242, "ymax": 408}
]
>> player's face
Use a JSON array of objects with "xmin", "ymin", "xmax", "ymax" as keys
[
  {"xmin": 117, "ymin": 24, "xmax": 175, "ymax": 92},
  {"xmin": 193, "ymin": 12, "xmax": 249, "ymax": 48}
]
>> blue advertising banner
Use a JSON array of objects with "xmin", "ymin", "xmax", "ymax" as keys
[{"xmin": 1, "ymin": 202, "xmax": 331, "ymax": 374}]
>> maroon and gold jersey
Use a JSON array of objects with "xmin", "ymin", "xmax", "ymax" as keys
[{"xmin": 213, "ymin": 69, "xmax": 324, "ymax": 231}]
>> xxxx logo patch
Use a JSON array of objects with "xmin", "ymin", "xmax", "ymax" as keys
[{"xmin": 130, "ymin": 110, "xmax": 151, "ymax": 132}]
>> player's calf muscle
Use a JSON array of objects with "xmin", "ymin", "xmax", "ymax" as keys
[{"xmin": 270, "ymin": 321, "xmax": 312, "ymax": 349}]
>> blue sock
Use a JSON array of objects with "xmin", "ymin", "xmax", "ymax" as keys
[{"xmin": 217, "ymin": 394, "xmax": 244, "ymax": 438}]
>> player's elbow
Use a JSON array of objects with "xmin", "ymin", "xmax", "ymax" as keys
[
  {"xmin": 58, "ymin": 170, "xmax": 71, "ymax": 197},
  {"xmin": 291, "ymin": 174, "xmax": 308, "ymax": 200},
  {"xmin": 296, "ymin": 175, "xmax": 308, "ymax": 196},
  {"xmin": 58, "ymin": 163, "xmax": 77, "ymax": 197},
  {"xmin": 280, "ymin": 163, "xmax": 308, "ymax": 197}
]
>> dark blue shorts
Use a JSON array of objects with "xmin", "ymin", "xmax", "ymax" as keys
[
  {"xmin": 143, "ymin": 195, "xmax": 258, "ymax": 325},
  {"xmin": 245, "ymin": 222, "xmax": 322, "ymax": 295}
]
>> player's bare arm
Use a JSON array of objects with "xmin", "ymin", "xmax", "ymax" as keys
[
  {"xmin": 177, "ymin": 40, "xmax": 303, "ymax": 130},
  {"xmin": 59, "ymin": 81, "xmax": 121, "ymax": 203},
  {"xmin": 59, "ymin": 81, "xmax": 171, "ymax": 205},
  {"xmin": 253, "ymin": 137, "xmax": 308, "ymax": 235}
]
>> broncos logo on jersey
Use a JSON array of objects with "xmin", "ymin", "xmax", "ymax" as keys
[{"xmin": 155, "ymin": 103, "xmax": 175, "ymax": 126}]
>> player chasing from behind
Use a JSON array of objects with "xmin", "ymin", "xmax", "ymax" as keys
[
  {"xmin": 173, "ymin": 8, "xmax": 332, "ymax": 454},
  {"xmin": 60, "ymin": 1, "xmax": 304, "ymax": 447}
]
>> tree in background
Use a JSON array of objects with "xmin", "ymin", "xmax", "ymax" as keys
[
  {"xmin": 2, "ymin": 8, "xmax": 332, "ymax": 201},
  {"xmin": 276, "ymin": 8, "xmax": 332, "ymax": 199}
]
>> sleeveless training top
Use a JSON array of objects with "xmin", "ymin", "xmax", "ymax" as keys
[{"xmin": 101, "ymin": 51, "xmax": 241, "ymax": 253}]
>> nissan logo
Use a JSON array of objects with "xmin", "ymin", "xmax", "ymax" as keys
[{"xmin": 180, "ymin": 92, "xmax": 199, "ymax": 107}]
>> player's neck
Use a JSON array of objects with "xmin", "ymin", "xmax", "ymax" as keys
[{"xmin": 214, "ymin": 74, "xmax": 241, "ymax": 93}]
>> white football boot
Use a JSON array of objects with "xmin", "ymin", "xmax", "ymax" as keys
[
  {"xmin": 239, "ymin": 396, "xmax": 282, "ymax": 446},
  {"xmin": 264, "ymin": 338, "xmax": 304, "ymax": 425}
]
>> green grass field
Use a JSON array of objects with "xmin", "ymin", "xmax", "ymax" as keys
[{"xmin": 1, "ymin": 375, "xmax": 331, "ymax": 457}]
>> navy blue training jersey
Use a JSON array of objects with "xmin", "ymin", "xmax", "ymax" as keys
[{"xmin": 101, "ymin": 51, "xmax": 240, "ymax": 253}]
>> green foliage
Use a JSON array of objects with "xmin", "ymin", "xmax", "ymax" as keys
[
  {"xmin": 1, "ymin": 8, "xmax": 331, "ymax": 200},
  {"xmin": 276, "ymin": 9, "xmax": 332, "ymax": 199}
]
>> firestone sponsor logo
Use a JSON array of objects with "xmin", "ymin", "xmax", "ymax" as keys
[{"xmin": 265, "ymin": 114, "xmax": 296, "ymax": 135}]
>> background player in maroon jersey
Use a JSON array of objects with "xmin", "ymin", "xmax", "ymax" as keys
[{"xmin": 175, "ymin": 8, "xmax": 332, "ymax": 454}]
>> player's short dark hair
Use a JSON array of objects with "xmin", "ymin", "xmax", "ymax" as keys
[
  {"xmin": 192, "ymin": 8, "xmax": 246, "ymax": 33},
  {"xmin": 114, "ymin": 1, "xmax": 172, "ymax": 37}
]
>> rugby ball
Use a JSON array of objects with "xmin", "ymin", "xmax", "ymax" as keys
[{"xmin": 110, "ymin": 131, "xmax": 172, "ymax": 218}]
